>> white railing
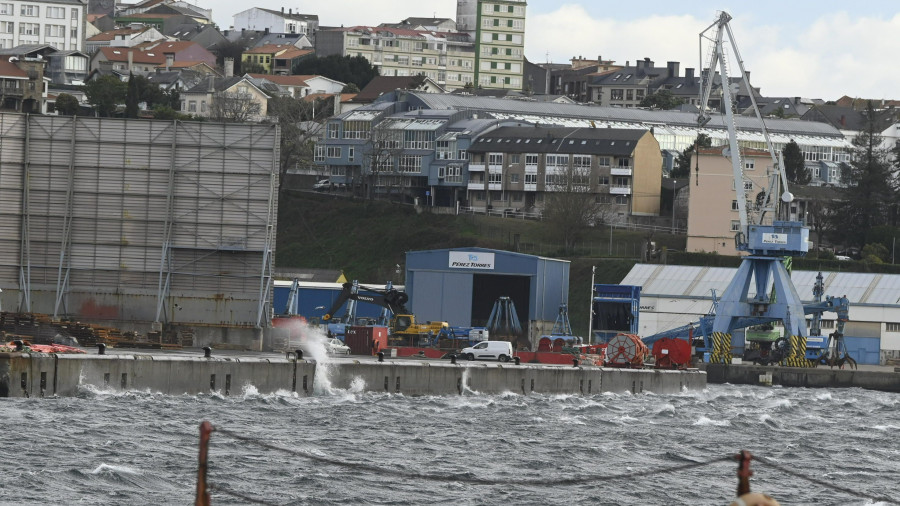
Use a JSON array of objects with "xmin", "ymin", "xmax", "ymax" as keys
[
  {"xmin": 468, "ymin": 163, "xmax": 485, "ymax": 172},
  {"xmin": 610, "ymin": 185, "xmax": 632, "ymax": 195},
  {"xmin": 467, "ymin": 182, "xmax": 485, "ymax": 190},
  {"xmin": 524, "ymin": 183, "xmax": 537, "ymax": 191},
  {"xmin": 611, "ymin": 167, "xmax": 633, "ymax": 176}
]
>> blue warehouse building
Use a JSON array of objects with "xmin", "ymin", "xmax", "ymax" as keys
[{"xmin": 405, "ymin": 248, "xmax": 570, "ymax": 344}]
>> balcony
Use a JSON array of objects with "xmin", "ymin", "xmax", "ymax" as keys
[
  {"xmin": 468, "ymin": 163, "xmax": 485, "ymax": 172},
  {"xmin": 611, "ymin": 166, "xmax": 633, "ymax": 176},
  {"xmin": 524, "ymin": 183, "xmax": 537, "ymax": 192},
  {"xmin": 488, "ymin": 183, "xmax": 502, "ymax": 191},
  {"xmin": 467, "ymin": 182, "xmax": 485, "ymax": 190},
  {"xmin": 610, "ymin": 185, "xmax": 632, "ymax": 195}
]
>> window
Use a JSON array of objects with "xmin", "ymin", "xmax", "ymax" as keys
[
  {"xmin": 326, "ymin": 147, "xmax": 342, "ymax": 158},
  {"xmin": 45, "ymin": 25, "xmax": 66, "ymax": 37},
  {"xmin": 458, "ymin": 150, "xmax": 467, "ymax": 160},
  {"xmin": 731, "ymin": 220, "xmax": 741, "ymax": 231},
  {"xmin": 46, "ymin": 6, "xmax": 65, "ymax": 18},
  {"xmin": 488, "ymin": 172, "xmax": 502, "ymax": 184},
  {"xmin": 525, "ymin": 154, "xmax": 539, "ymax": 166},
  {"xmin": 887, "ymin": 323, "xmax": 900, "ymax": 332},
  {"xmin": 744, "ymin": 160, "xmax": 755, "ymax": 170},
  {"xmin": 0, "ymin": 3, "xmax": 12, "ymax": 15},
  {"xmin": 615, "ymin": 195, "xmax": 629, "ymax": 205},
  {"xmin": 188, "ymin": 101, "xmax": 197, "ymax": 112},
  {"xmin": 732, "ymin": 200, "xmax": 739, "ymax": 211},
  {"xmin": 524, "ymin": 173, "xmax": 537, "ymax": 184},
  {"xmin": 546, "ymin": 154, "xmax": 568, "ymax": 167},
  {"xmin": 342, "ymin": 120, "xmax": 370, "ymax": 139},
  {"xmin": 19, "ymin": 23, "xmax": 40, "ymax": 35},
  {"xmin": 201, "ymin": 101, "xmax": 207, "ymax": 113},
  {"xmin": 573, "ymin": 155, "xmax": 591, "ymax": 168},
  {"xmin": 327, "ymin": 123, "xmax": 339, "ymax": 139},
  {"xmin": 398, "ymin": 155, "xmax": 422, "ymax": 173},
  {"xmin": 314, "ymin": 145, "xmax": 325, "ymax": 162},
  {"xmin": 71, "ymin": 8, "xmax": 78, "ymax": 19},
  {"xmin": 598, "ymin": 176, "xmax": 609, "ymax": 185},
  {"xmin": 510, "ymin": 174, "xmax": 519, "ymax": 183},
  {"xmin": 510, "ymin": 154, "xmax": 520, "ymax": 164},
  {"xmin": 0, "ymin": 21, "xmax": 12, "ymax": 33},
  {"xmin": 596, "ymin": 156, "xmax": 610, "ymax": 167},
  {"xmin": 626, "ymin": 89, "xmax": 634, "ymax": 101},
  {"xmin": 442, "ymin": 165, "xmax": 462, "ymax": 183},
  {"xmin": 348, "ymin": 147, "xmax": 355, "ymax": 161},
  {"xmin": 20, "ymin": 4, "xmax": 38, "ymax": 16},
  {"xmin": 614, "ymin": 176, "xmax": 629, "ymax": 187},
  {"xmin": 488, "ymin": 153, "xmax": 503, "ymax": 165},
  {"xmin": 611, "ymin": 89, "xmax": 624, "ymax": 100}
]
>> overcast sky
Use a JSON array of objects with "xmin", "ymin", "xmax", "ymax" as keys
[{"xmin": 196, "ymin": 0, "xmax": 900, "ymax": 101}]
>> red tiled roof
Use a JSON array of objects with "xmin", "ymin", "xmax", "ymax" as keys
[
  {"xmin": 87, "ymin": 27, "xmax": 147, "ymax": 42},
  {"xmin": 275, "ymin": 48, "xmax": 313, "ymax": 60},
  {"xmin": 86, "ymin": 14, "xmax": 106, "ymax": 23},
  {"xmin": 0, "ymin": 59, "xmax": 28, "ymax": 79},
  {"xmin": 97, "ymin": 41, "xmax": 200, "ymax": 64}
]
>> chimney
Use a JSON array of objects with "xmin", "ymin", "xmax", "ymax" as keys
[
  {"xmin": 264, "ymin": 27, "xmax": 269, "ymax": 35},
  {"xmin": 127, "ymin": 50, "xmax": 133, "ymax": 72},
  {"xmin": 667, "ymin": 61, "xmax": 679, "ymax": 78},
  {"xmin": 289, "ymin": 8, "xmax": 292, "ymax": 15},
  {"xmin": 794, "ymin": 96, "xmax": 801, "ymax": 104},
  {"xmin": 164, "ymin": 52, "xmax": 174, "ymax": 71},
  {"xmin": 208, "ymin": 75, "xmax": 215, "ymax": 93},
  {"xmin": 224, "ymin": 57, "xmax": 234, "ymax": 77},
  {"xmin": 281, "ymin": 6, "xmax": 284, "ymax": 14}
]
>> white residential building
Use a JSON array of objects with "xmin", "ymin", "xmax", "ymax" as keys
[
  {"xmin": 232, "ymin": 7, "xmax": 318, "ymax": 35},
  {"xmin": 456, "ymin": 0, "xmax": 526, "ymax": 90},
  {"xmin": 0, "ymin": 0, "xmax": 87, "ymax": 51}
]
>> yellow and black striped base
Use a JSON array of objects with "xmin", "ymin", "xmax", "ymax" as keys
[{"xmin": 710, "ymin": 332, "xmax": 732, "ymax": 364}]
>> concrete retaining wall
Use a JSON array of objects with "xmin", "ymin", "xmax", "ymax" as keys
[
  {"xmin": 706, "ymin": 364, "xmax": 900, "ymax": 392},
  {"xmin": 0, "ymin": 353, "xmax": 316, "ymax": 398},
  {"xmin": 0, "ymin": 353, "xmax": 705, "ymax": 397},
  {"xmin": 325, "ymin": 361, "xmax": 706, "ymax": 396}
]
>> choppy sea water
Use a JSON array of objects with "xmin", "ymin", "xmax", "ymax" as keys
[{"xmin": 1, "ymin": 377, "xmax": 897, "ymax": 505}]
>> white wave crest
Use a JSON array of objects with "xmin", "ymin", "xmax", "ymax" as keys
[
  {"xmin": 692, "ymin": 416, "xmax": 730, "ymax": 427},
  {"xmin": 91, "ymin": 463, "xmax": 141, "ymax": 475}
]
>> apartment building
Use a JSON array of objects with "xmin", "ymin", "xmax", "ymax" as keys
[
  {"xmin": 0, "ymin": 0, "xmax": 87, "ymax": 51},
  {"xmin": 456, "ymin": 0, "xmax": 526, "ymax": 90},
  {"xmin": 686, "ymin": 146, "xmax": 775, "ymax": 255},
  {"xmin": 232, "ymin": 7, "xmax": 318, "ymax": 35},
  {"xmin": 316, "ymin": 26, "xmax": 475, "ymax": 90},
  {"xmin": 465, "ymin": 126, "xmax": 662, "ymax": 218}
]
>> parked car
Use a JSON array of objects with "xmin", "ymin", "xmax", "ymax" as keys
[
  {"xmin": 312, "ymin": 179, "xmax": 331, "ymax": 191},
  {"xmin": 458, "ymin": 341, "xmax": 513, "ymax": 362},
  {"xmin": 324, "ymin": 338, "xmax": 350, "ymax": 355}
]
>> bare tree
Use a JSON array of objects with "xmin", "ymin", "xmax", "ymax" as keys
[
  {"xmin": 210, "ymin": 90, "xmax": 261, "ymax": 123},
  {"xmin": 364, "ymin": 121, "xmax": 403, "ymax": 200},
  {"xmin": 542, "ymin": 163, "xmax": 606, "ymax": 254},
  {"xmin": 266, "ymin": 96, "xmax": 324, "ymax": 193}
]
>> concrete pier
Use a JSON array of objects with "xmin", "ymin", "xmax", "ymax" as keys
[
  {"xmin": 705, "ymin": 363, "xmax": 900, "ymax": 393},
  {"xmin": 0, "ymin": 351, "xmax": 706, "ymax": 397}
]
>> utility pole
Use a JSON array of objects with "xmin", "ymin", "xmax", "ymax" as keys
[{"xmin": 587, "ymin": 266, "xmax": 595, "ymax": 344}]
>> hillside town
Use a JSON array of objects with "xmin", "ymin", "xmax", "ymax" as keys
[{"xmin": 1, "ymin": 0, "xmax": 899, "ymax": 259}]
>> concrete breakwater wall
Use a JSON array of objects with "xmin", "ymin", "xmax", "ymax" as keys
[
  {"xmin": 0, "ymin": 353, "xmax": 317, "ymax": 398},
  {"xmin": 324, "ymin": 361, "xmax": 706, "ymax": 396},
  {"xmin": 705, "ymin": 364, "xmax": 900, "ymax": 393},
  {"xmin": 0, "ymin": 352, "xmax": 706, "ymax": 398}
]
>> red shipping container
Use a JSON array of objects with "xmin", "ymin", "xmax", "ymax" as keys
[{"xmin": 345, "ymin": 326, "xmax": 389, "ymax": 355}]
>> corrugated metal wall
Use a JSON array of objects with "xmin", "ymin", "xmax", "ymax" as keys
[{"xmin": 0, "ymin": 113, "xmax": 279, "ymax": 329}]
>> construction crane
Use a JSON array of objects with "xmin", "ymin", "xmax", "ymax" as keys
[{"xmin": 695, "ymin": 12, "xmax": 848, "ymax": 366}]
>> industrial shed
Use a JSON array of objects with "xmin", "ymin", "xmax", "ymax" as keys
[
  {"xmin": 405, "ymin": 248, "xmax": 570, "ymax": 341},
  {"xmin": 0, "ymin": 113, "xmax": 279, "ymax": 346},
  {"xmin": 621, "ymin": 264, "xmax": 900, "ymax": 365}
]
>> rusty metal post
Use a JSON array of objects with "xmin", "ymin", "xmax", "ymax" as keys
[
  {"xmin": 195, "ymin": 421, "xmax": 213, "ymax": 506},
  {"xmin": 736, "ymin": 450, "xmax": 752, "ymax": 497}
]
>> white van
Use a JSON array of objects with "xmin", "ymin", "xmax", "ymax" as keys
[{"xmin": 458, "ymin": 341, "xmax": 513, "ymax": 362}]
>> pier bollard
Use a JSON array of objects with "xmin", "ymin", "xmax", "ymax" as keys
[
  {"xmin": 203, "ymin": 346, "xmax": 212, "ymax": 358},
  {"xmin": 13, "ymin": 340, "xmax": 24, "ymax": 351},
  {"xmin": 514, "ymin": 356, "xmax": 521, "ymax": 365},
  {"xmin": 572, "ymin": 358, "xmax": 579, "ymax": 367},
  {"xmin": 377, "ymin": 352, "xmax": 384, "ymax": 362},
  {"xmin": 98, "ymin": 343, "xmax": 106, "ymax": 355},
  {"xmin": 450, "ymin": 354, "xmax": 457, "ymax": 364},
  {"xmin": 295, "ymin": 349, "xmax": 303, "ymax": 361}
]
